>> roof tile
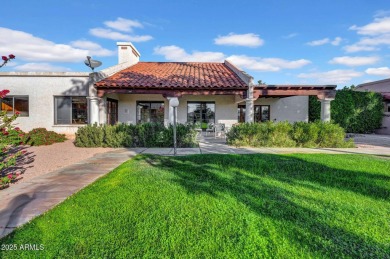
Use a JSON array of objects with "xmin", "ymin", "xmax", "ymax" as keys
[{"xmin": 95, "ymin": 62, "xmax": 247, "ymax": 89}]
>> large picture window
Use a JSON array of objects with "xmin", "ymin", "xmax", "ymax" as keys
[
  {"xmin": 187, "ymin": 102, "xmax": 215, "ymax": 124},
  {"xmin": 136, "ymin": 101, "xmax": 165, "ymax": 124},
  {"xmin": 0, "ymin": 96, "xmax": 29, "ymax": 116},
  {"xmin": 237, "ymin": 105, "xmax": 270, "ymax": 122},
  {"xmin": 54, "ymin": 96, "xmax": 87, "ymax": 125}
]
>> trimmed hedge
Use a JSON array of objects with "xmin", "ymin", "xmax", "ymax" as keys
[
  {"xmin": 309, "ymin": 88, "xmax": 383, "ymax": 133},
  {"xmin": 226, "ymin": 121, "xmax": 354, "ymax": 148},
  {"xmin": 75, "ymin": 123, "xmax": 198, "ymax": 148}
]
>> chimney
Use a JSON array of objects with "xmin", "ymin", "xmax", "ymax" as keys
[{"xmin": 117, "ymin": 42, "xmax": 140, "ymax": 65}]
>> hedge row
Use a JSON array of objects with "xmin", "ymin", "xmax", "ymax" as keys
[
  {"xmin": 226, "ymin": 121, "xmax": 354, "ymax": 148},
  {"xmin": 75, "ymin": 123, "xmax": 198, "ymax": 148},
  {"xmin": 309, "ymin": 88, "xmax": 383, "ymax": 133}
]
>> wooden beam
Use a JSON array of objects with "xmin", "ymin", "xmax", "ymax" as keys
[
  {"xmin": 97, "ymin": 88, "xmax": 246, "ymax": 98},
  {"xmin": 253, "ymin": 89, "xmax": 336, "ymax": 99}
]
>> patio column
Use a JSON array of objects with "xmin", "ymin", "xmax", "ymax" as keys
[
  {"xmin": 245, "ymin": 85, "xmax": 254, "ymax": 122},
  {"xmin": 88, "ymin": 97, "xmax": 101, "ymax": 125},
  {"xmin": 320, "ymin": 98, "xmax": 333, "ymax": 122}
]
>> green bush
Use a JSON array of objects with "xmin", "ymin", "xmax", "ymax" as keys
[
  {"xmin": 74, "ymin": 124, "xmax": 104, "ymax": 147},
  {"xmin": 227, "ymin": 121, "xmax": 354, "ymax": 148},
  {"xmin": 75, "ymin": 123, "xmax": 198, "ymax": 148},
  {"xmin": 23, "ymin": 128, "xmax": 67, "ymax": 146},
  {"xmin": 309, "ymin": 88, "xmax": 383, "ymax": 133}
]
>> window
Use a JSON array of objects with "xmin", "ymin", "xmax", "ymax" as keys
[
  {"xmin": 187, "ymin": 102, "xmax": 215, "ymax": 125},
  {"xmin": 386, "ymin": 102, "xmax": 390, "ymax": 113},
  {"xmin": 136, "ymin": 101, "xmax": 165, "ymax": 124},
  {"xmin": 0, "ymin": 96, "xmax": 29, "ymax": 116},
  {"xmin": 237, "ymin": 105, "xmax": 270, "ymax": 122},
  {"xmin": 237, "ymin": 105, "xmax": 246, "ymax": 123},
  {"xmin": 54, "ymin": 96, "xmax": 87, "ymax": 125}
]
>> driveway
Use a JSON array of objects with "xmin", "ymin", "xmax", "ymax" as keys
[{"xmin": 351, "ymin": 134, "xmax": 390, "ymax": 148}]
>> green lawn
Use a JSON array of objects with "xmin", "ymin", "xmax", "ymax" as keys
[{"xmin": 1, "ymin": 154, "xmax": 390, "ymax": 258}]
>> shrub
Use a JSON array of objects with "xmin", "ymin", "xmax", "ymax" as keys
[
  {"xmin": 75, "ymin": 123, "xmax": 198, "ymax": 148},
  {"xmin": 227, "ymin": 121, "xmax": 354, "ymax": 148},
  {"xmin": 309, "ymin": 88, "xmax": 383, "ymax": 133},
  {"xmin": 23, "ymin": 128, "xmax": 67, "ymax": 146},
  {"xmin": 74, "ymin": 124, "xmax": 104, "ymax": 147}
]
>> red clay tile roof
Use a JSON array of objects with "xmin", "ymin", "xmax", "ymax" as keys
[{"xmin": 95, "ymin": 62, "xmax": 248, "ymax": 89}]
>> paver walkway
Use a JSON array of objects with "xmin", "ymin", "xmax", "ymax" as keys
[{"xmin": 1, "ymin": 134, "xmax": 390, "ymax": 238}]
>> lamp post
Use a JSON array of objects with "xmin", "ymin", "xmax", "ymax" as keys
[{"xmin": 169, "ymin": 98, "xmax": 179, "ymax": 156}]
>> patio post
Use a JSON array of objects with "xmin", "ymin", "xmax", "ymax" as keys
[
  {"xmin": 169, "ymin": 98, "xmax": 179, "ymax": 156},
  {"xmin": 320, "ymin": 98, "xmax": 333, "ymax": 122},
  {"xmin": 88, "ymin": 97, "xmax": 101, "ymax": 124},
  {"xmin": 245, "ymin": 85, "xmax": 254, "ymax": 122}
]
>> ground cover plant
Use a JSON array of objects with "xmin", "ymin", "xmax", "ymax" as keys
[
  {"xmin": 22, "ymin": 128, "xmax": 66, "ymax": 146},
  {"xmin": 1, "ymin": 154, "xmax": 389, "ymax": 258}
]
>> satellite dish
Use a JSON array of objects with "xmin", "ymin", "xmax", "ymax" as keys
[{"xmin": 84, "ymin": 56, "xmax": 102, "ymax": 71}]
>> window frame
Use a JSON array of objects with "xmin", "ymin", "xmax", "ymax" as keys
[
  {"xmin": 54, "ymin": 96, "xmax": 88, "ymax": 125},
  {"xmin": 136, "ymin": 101, "xmax": 165, "ymax": 124},
  {"xmin": 237, "ymin": 104, "xmax": 270, "ymax": 122},
  {"xmin": 187, "ymin": 101, "xmax": 216, "ymax": 125},
  {"xmin": 0, "ymin": 95, "xmax": 29, "ymax": 117}
]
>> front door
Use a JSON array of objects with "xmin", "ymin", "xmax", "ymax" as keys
[{"xmin": 106, "ymin": 98, "xmax": 118, "ymax": 125}]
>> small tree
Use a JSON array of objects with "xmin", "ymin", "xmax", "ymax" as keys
[{"xmin": 0, "ymin": 54, "xmax": 23, "ymax": 188}]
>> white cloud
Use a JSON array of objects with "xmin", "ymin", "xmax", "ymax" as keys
[
  {"xmin": 283, "ymin": 33, "xmax": 298, "ymax": 39},
  {"xmin": 214, "ymin": 33, "xmax": 264, "ymax": 47},
  {"xmin": 104, "ymin": 17, "xmax": 143, "ymax": 32},
  {"xmin": 70, "ymin": 40, "xmax": 115, "ymax": 56},
  {"xmin": 227, "ymin": 55, "xmax": 310, "ymax": 72},
  {"xmin": 350, "ymin": 17, "xmax": 390, "ymax": 35},
  {"xmin": 298, "ymin": 69, "xmax": 363, "ymax": 84},
  {"xmin": 14, "ymin": 63, "xmax": 71, "ymax": 72},
  {"xmin": 329, "ymin": 56, "xmax": 379, "ymax": 66},
  {"xmin": 226, "ymin": 55, "xmax": 279, "ymax": 71},
  {"xmin": 307, "ymin": 37, "xmax": 342, "ymax": 46},
  {"xmin": 154, "ymin": 45, "xmax": 310, "ymax": 72},
  {"xmin": 90, "ymin": 17, "xmax": 153, "ymax": 42},
  {"xmin": 89, "ymin": 28, "xmax": 152, "ymax": 42},
  {"xmin": 0, "ymin": 27, "xmax": 95, "ymax": 62},
  {"xmin": 365, "ymin": 66, "xmax": 390, "ymax": 77},
  {"xmin": 331, "ymin": 37, "xmax": 342, "ymax": 46},
  {"xmin": 344, "ymin": 33, "xmax": 390, "ymax": 53},
  {"xmin": 153, "ymin": 45, "xmax": 225, "ymax": 62},
  {"xmin": 0, "ymin": 27, "xmax": 114, "ymax": 64}
]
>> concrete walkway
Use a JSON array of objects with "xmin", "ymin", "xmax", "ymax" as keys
[{"xmin": 1, "ymin": 135, "xmax": 390, "ymax": 238}]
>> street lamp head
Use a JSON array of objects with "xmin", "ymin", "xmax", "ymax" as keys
[{"xmin": 169, "ymin": 97, "xmax": 179, "ymax": 107}]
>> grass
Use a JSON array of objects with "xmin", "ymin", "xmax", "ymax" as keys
[{"xmin": 1, "ymin": 154, "xmax": 390, "ymax": 258}]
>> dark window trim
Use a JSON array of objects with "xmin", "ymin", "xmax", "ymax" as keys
[
  {"xmin": 54, "ymin": 96, "xmax": 88, "ymax": 125},
  {"xmin": 0, "ymin": 95, "xmax": 29, "ymax": 117},
  {"xmin": 136, "ymin": 101, "xmax": 165, "ymax": 124},
  {"xmin": 237, "ymin": 104, "xmax": 270, "ymax": 122},
  {"xmin": 106, "ymin": 98, "xmax": 119, "ymax": 125},
  {"xmin": 187, "ymin": 101, "xmax": 216, "ymax": 124}
]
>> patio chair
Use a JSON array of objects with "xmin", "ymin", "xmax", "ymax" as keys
[
  {"xmin": 205, "ymin": 123, "xmax": 215, "ymax": 136},
  {"xmin": 214, "ymin": 123, "xmax": 226, "ymax": 138}
]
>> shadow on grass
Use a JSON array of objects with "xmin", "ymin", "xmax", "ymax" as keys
[{"xmin": 140, "ymin": 154, "xmax": 390, "ymax": 258}]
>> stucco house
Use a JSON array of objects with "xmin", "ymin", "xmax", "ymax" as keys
[
  {"xmin": 0, "ymin": 42, "xmax": 336, "ymax": 135},
  {"xmin": 356, "ymin": 78, "xmax": 390, "ymax": 135}
]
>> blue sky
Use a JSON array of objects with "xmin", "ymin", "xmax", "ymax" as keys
[{"xmin": 1, "ymin": 0, "xmax": 390, "ymax": 87}]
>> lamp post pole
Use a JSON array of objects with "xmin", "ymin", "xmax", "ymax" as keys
[
  {"xmin": 169, "ymin": 97, "xmax": 179, "ymax": 156},
  {"xmin": 173, "ymin": 106, "xmax": 177, "ymax": 156}
]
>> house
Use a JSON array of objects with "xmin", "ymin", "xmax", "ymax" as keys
[
  {"xmin": 0, "ymin": 42, "xmax": 336, "ymax": 135},
  {"xmin": 356, "ymin": 78, "xmax": 390, "ymax": 135}
]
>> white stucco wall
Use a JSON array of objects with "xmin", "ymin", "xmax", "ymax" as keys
[
  {"xmin": 113, "ymin": 94, "xmax": 308, "ymax": 127},
  {"xmin": 254, "ymin": 96, "xmax": 309, "ymax": 122},
  {"xmin": 0, "ymin": 73, "xmax": 90, "ymax": 134}
]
